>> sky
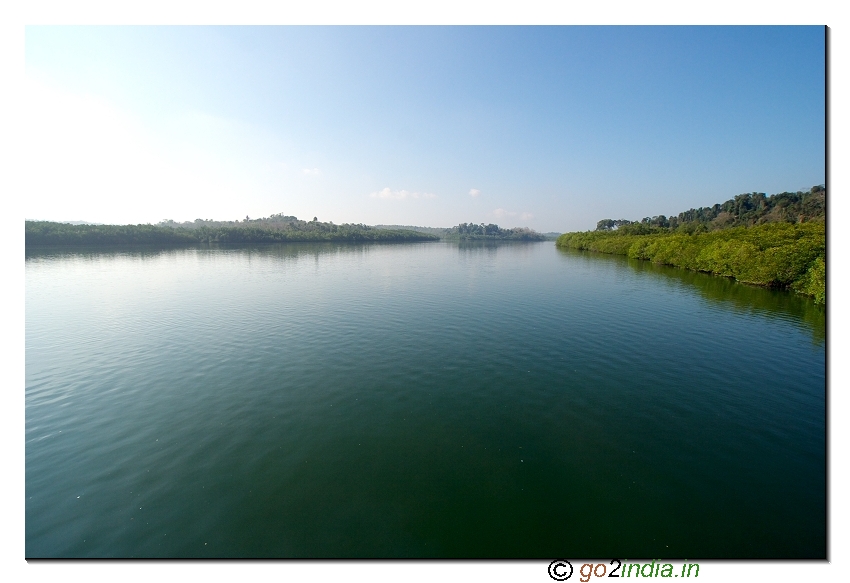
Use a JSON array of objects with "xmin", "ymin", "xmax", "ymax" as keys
[{"xmin": 24, "ymin": 26, "xmax": 825, "ymax": 232}]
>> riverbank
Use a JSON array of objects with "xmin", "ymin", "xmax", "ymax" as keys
[{"xmin": 556, "ymin": 221, "xmax": 825, "ymax": 303}]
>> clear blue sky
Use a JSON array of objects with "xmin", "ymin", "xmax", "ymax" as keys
[{"xmin": 24, "ymin": 26, "xmax": 825, "ymax": 231}]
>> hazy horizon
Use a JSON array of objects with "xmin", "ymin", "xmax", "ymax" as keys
[
  {"xmin": 23, "ymin": 178, "xmax": 826, "ymax": 232},
  {"xmin": 24, "ymin": 26, "xmax": 824, "ymax": 232}
]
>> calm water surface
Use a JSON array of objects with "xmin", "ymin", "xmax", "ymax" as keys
[{"xmin": 25, "ymin": 242, "xmax": 825, "ymax": 558}]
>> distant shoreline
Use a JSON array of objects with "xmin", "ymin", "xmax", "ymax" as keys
[
  {"xmin": 25, "ymin": 220, "xmax": 439, "ymax": 248},
  {"xmin": 26, "ymin": 219, "xmax": 554, "ymax": 248}
]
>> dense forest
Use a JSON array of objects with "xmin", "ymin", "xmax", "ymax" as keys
[
  {"xmin": 595, "ymin": 186, "xmax": 825, "ymax": 234},
  {"xmin": 442, "ymin": 223, "xmax": 547, "ymax": 241},
  {"xmin": 557, "ymin": 186, "xmax": 826, "ymax": 304},
  {"xmin": 26, "ymin": 216, "xmax": 438, "ymax": 247}
]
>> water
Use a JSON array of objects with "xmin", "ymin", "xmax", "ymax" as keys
[{"xmin": 25, "ymin": 241, "xmax": 825, "ymax": 558}]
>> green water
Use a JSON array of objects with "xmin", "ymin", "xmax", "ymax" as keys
[{"xmin": 25, "ymin": 242, "xmax": 825, "ymax": 558}]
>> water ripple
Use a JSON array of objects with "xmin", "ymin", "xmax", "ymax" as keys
[{"xmin": 26, "ymin": 242, "xmax": 825, "ymax": 558}]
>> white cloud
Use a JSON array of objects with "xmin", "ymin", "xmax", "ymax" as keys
[
  {"xmin": 469, "ymin": 188, "xmax": 481, "ymax": 197},
  {"xmin": 369, "ymin": 188, "xmax": 436, "ymax": 200},
  {"xmin": 520, "ymin": 212, "xmax": 534, "ymax": 221},
  {"xmin": 302, "ymin": 167, "xmax": 320, "ymax": 175}
]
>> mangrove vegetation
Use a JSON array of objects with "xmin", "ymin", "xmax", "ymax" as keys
[
  {"xmin": 441, "ymin": 223, "xmax": 547, "ymax": 241},
  {"xmin": 557, "ymin": 186, "xmax": 826, "ymax": 303},
  {"xmin": 26, "ymin": 215, "xmax": 439, "ymax": 248},
  {"xmin": 27, "ymin": 215, "xmax": 549, "ymax": 248}
]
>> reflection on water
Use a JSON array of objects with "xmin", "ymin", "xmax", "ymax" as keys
[
  {"xmin": 557, "ymin": 247, "xmax": 825, "ymax": 345},
  {"xmin": 27, "ymin": 241, "xmax": 825, "ymax": 558},
  {"xmin": 25, "ymin": 241, "xmax": 414, "ymax": 263}
]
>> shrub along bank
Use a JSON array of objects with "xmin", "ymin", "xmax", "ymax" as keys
[{"xmin": 556, "ymin": 222, "xmax": 825, "ymax": 303}]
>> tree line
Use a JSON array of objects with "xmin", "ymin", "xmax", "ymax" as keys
[
  {"xmin": 595, "ymin": 185, "xmax": 825, "ymax": 234},
  {"xmin": 441, "ymin": 223, "xmax": 547, "ymax": 241},
  {"xmin": 26, "ymin": 216, "xmax": 439, "ymax": 247},
  {"xmin": 26, "ymin": 215, "xmax": 550, "ymax": 247},
  {"xmin": 558, "ymin": 186, "xmax": 826, "ymax": 304}
]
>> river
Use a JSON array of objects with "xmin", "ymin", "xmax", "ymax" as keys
[{"xmin": 25, "ymin": 241, "xmax": 825, "ymax": 557}]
